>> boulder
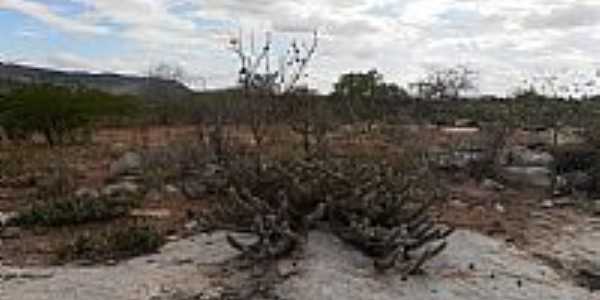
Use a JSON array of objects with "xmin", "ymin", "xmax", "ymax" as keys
[
  {"xmin": 481, "ymin": 178, "xmax": 505, "ymax": 191},
  {"xmin": 102, "ymin": 181, "xmax": 140, "ymax": 197},
  {"xmin": 109, "ymin": 151, "xmax": 142, "ymax": 178},
  {"xmin": 500, "ymin": 166, "xmax": 552, "ymax": 188},
  {"xmin": 502, "ymin": 146, "xmax": 554, "ymax": 167}
]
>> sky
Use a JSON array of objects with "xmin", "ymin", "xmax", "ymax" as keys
[{"xmin": 1, "ymin": 0, "xmax": 600, "ymax": 96}]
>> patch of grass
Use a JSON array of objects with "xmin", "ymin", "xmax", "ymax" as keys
[
  {"xmin": 56, "ymin": 224, "xmax": 165, "ymax": 263},
  {"xmin": 13, "ymin": 196, "xmax": 139, "ymax": 227}
]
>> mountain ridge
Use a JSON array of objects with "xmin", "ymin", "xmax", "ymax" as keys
[{"xmin": 0, "ymin": 62, "xmax": 194, "ymax": 98}]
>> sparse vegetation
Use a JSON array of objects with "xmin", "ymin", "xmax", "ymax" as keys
[
  {"xmin": 0, "ymin": 84, "xmax": 135, "ymax": 145},
  {"xmin": 3, "ymin": 44, "xmax": 600, "ymax": 300},
  {"xmin": 56, "ymin": 224, "xmax": 164, "ymax": 263},
  {"xmin": 13, "ymin": 196, "xmax": 139, "ymax": 227}
]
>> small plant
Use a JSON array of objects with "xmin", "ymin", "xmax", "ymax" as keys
[
  {"xmin": 13, "ymin": 196, "xmax": 139, "ymax": 227},
  {"xmin": 56, "ymin": 224, "xmax": 164, "ymax": 263}
]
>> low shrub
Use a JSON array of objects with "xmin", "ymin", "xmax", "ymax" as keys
[
  {"xmin": 13, "ymin": 196, "xmax": 139, "ymax": 227},
  {"xmin": 56, "ymin": 224, "xmax": 164, "ymax": 263}
]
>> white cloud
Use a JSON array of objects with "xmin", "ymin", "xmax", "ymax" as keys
[
  {"xmin": 0, "ymin": 0, "xmax": 108, "ymax": 34},
  {"xmin": 1, "ymin": 0, "xmax": 599, "ymax": 95}
]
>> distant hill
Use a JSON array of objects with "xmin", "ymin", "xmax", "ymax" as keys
[{"xmin": 0, "ymin": 62, "xmax": 194, "ymax": 98}]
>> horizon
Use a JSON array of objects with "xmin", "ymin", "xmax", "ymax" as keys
[{"xmin": 1, "ymin": 0, "xmax": 600, "ymax": 96}]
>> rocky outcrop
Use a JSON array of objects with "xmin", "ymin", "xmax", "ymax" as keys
[{"xmin": 2, "ymin": 230, "xmax": 596, "ymax": 300}]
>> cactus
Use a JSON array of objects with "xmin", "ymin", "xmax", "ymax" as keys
[{"xmin": 203, "ymin": 156, "xmax": 453, "ymax": 276}]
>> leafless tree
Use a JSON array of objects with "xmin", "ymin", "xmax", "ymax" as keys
[{"xmin": 411, "ymin": 65, "xmax": 478, "ymax": 100}]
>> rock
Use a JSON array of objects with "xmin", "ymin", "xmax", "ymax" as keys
[
  {"xmin": 449, "ymin": 199, "xmax": 467, "ymax": 208},
  {"xmin": 177, "ymin": 163, "xmax": 225, "ymax": 200},
  {"xmin": 144, "ymin": 189, "xmax": 163, "ymax": 202},
  {"xmin": 431, "ymin": 149, "xmax": 484, "ymax": 169},
  {"xmin": 202, "ymin": 163, "xmax": 222, "ymax": 178},
  {"xmin": 500, "ymin": 166, "xmax": 552, "ymax": 188},
  {"xmin": 495, "ymin": 203, "xmax": 506, "ymax": 213},
  {"xmin": 0, "ymin": 230, "xmax": 595, "ymax": 300},
  {"xmin": 454, "ymin": 118, "xmax": 478, "ymax": 128},
  {"xmin": 184, "ymin": 220, "xmax": 199, "ymax": 232},
  {"xmin": 130, "ymin": 209, "xmax": 171, "ymax": 219},
  {"xmin": 0, "ymin": 211, "xmax": 17, "ymax": 227},
  {"xmin": 109, "ymin": 151, "xmax": 142, "ymax": 178},
  {"xmin": 502, "ymin": 146, "xmax": 554, "ymax": 167},
  {"xmin": 482, "ymin": 178, "xmax": 505, "ymax": 191},
  {"xmin": 440, "ymin": 127, "xmax": 480, "ymax": 134},
  {"xmin": 102, "ymin": 181, "xmax": 140, "ymax": 196},
  {"xmin": 165, "ymin": 185, "xmax": 179, "ymax": 194},
  {"xmin": 555, "ymin": 198, "xmax": 575, "ymax": 207},
  {"xmin": 164, "ymin": 185, "xmax": 185, "ymax": 200},
  {"xmin": 180, "ymin": 180, "xmax": 208, "ymax": 199},
  {"xmin": 275, "ymin": 230, "xmax": 591, "ymax": 300},
  {"xmin": 74, "ymin": 187, "xmax": 100, "ymax": 199},
  {"xmin": 105, "ymin": 259, "xmax": 118, "ymax": 266},
  {"xmin": 1, "ymin": 227, "xmax": 21, "ymax": 239},
  {"xmin": 541, "ymin": 199, "xmax": 555, "ymax": 209}
]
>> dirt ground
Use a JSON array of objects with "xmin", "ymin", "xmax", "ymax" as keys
[{"xmin": 0, "ymin": 125, "xmax": 592, "ymax": 268}]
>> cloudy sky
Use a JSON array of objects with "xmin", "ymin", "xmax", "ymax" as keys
[{"xmin": 1, "ymin": 0, "xmax": 599, "ymax": 95}]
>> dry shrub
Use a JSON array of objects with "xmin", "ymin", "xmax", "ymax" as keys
[
  {"xmin": 56, "ymin": 224, "xmax": 164, "ymax": 263},
  {"xmin": 198, "ymin": 154, "xmax": 452, "ymax": 275},
  {"xmin": 138, "ymin": 139, "xmax": 211, "ymax": 190},
  {"xmin": 13, "ymin": 195, "xmax": 139, "ymax": 227}
]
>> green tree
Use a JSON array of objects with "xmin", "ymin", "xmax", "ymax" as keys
[
  {"xmin": 333, "ymin": 69, "xmax": 382, "ymax": 98},
  {"xmin": 331, "ymin": 70, "xmax": 408, "ymax": 130},
  {"xmin": 0, "ymin": 84, "xmax": 134, "ymax": 145}
]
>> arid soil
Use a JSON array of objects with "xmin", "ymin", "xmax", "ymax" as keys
[{"xmin": 1, "ymin": 125, "xmax": 599, "ymax": 299}]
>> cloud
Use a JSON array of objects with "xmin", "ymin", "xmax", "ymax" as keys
[
  {"xmin": 522, "ymin": 3, "xmax": 600, "ymax": 30},
  {"xmin": 0, "ymin": 0, "xmax": 599, "ymax": 95},
  {"xmin": 0, "ymin": 0, "xmax": 108, "ymax": 35}
]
